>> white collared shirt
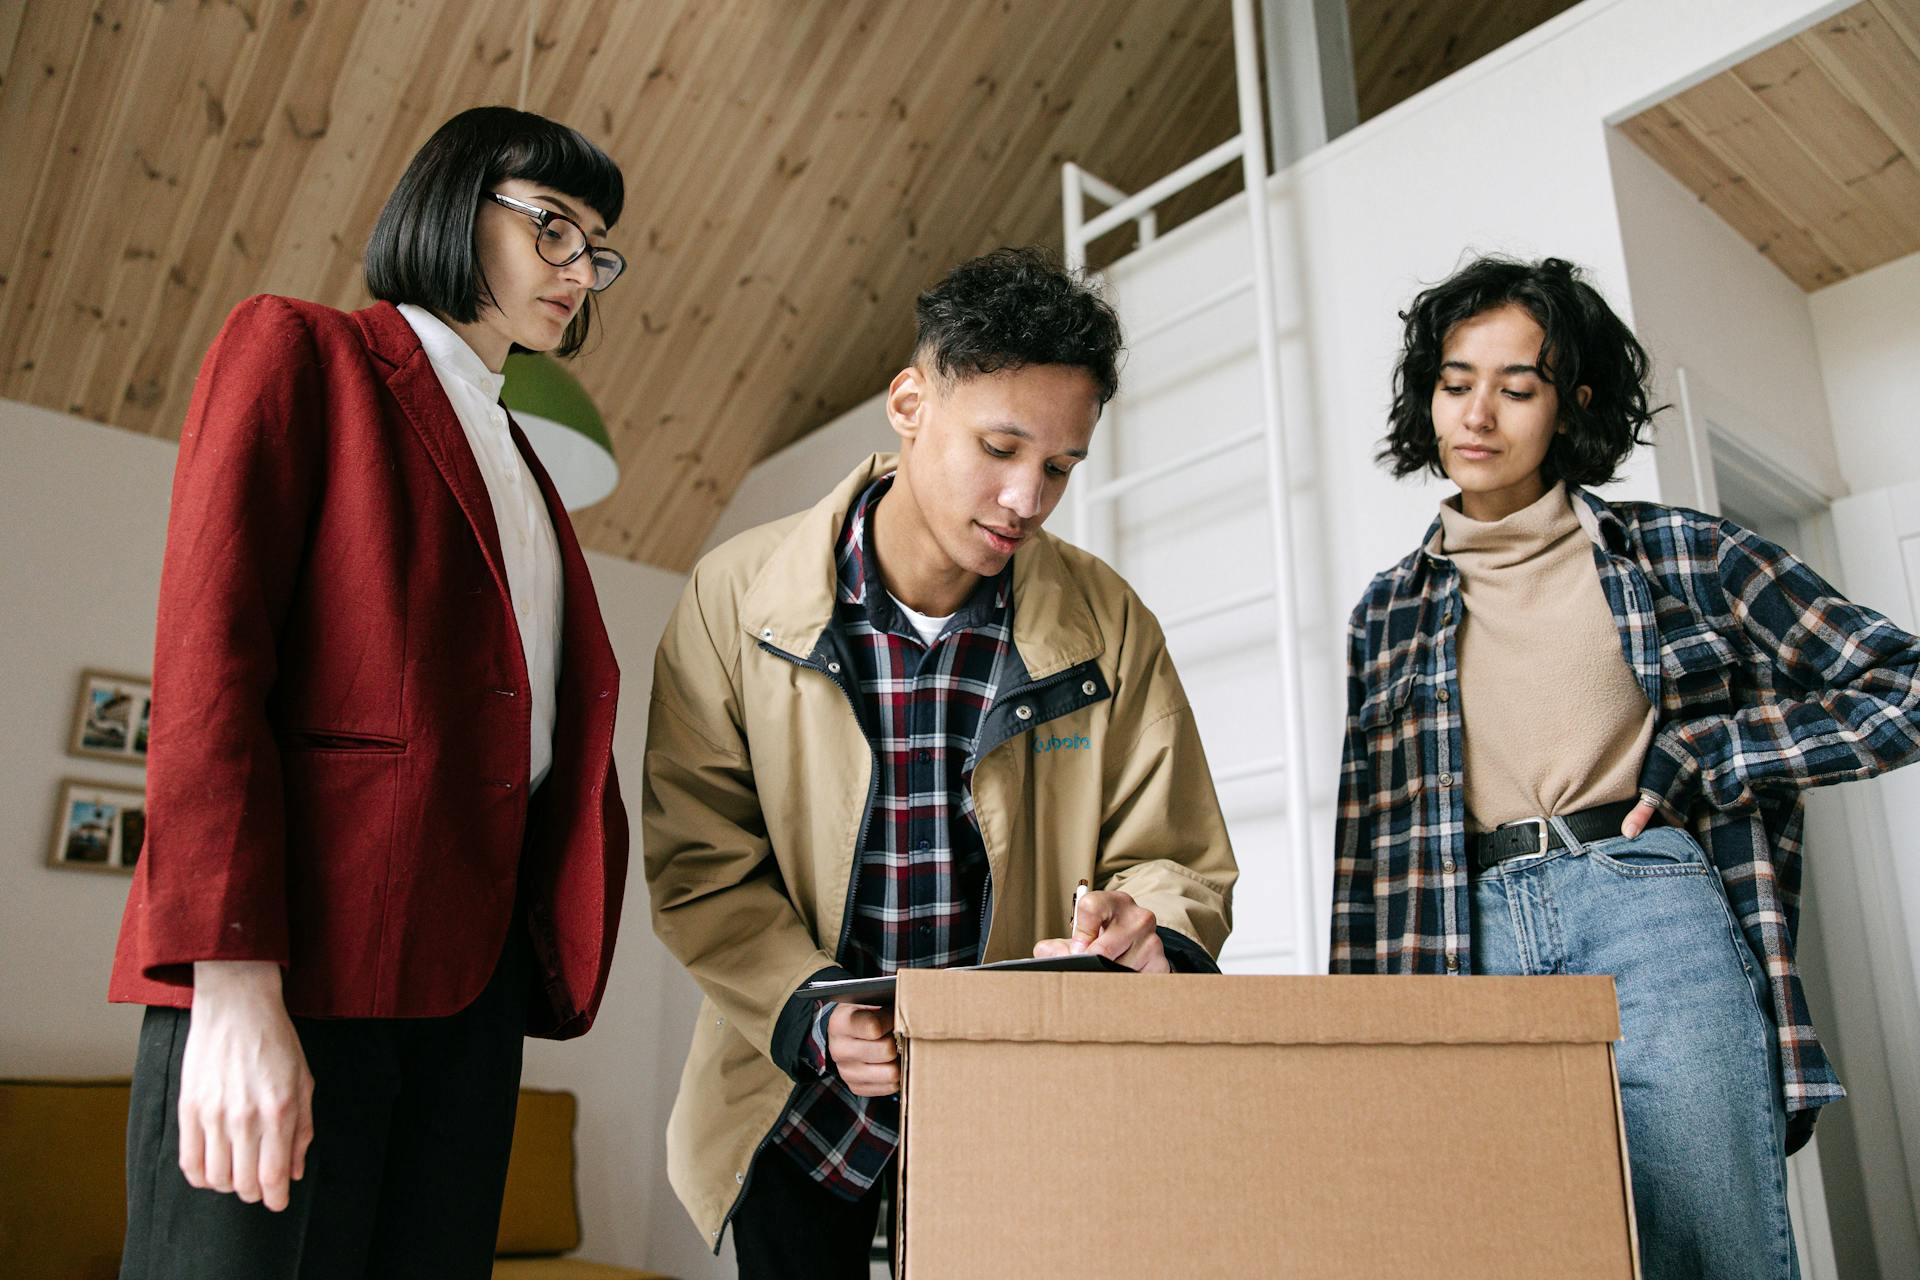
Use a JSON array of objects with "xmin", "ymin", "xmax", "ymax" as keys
[{"xmin": 398, "ymin": 304, "xmax": 562, "ymax": 790}]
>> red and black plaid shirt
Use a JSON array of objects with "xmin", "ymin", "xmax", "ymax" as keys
[{"xmin": 772, "ymin": 474, "xmax": 1013, "ymax": 1197}]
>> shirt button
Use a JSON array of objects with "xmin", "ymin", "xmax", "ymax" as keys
[
  {"xmin": 917, "ymin": 750, "xmax": 932, "ymax": 763},
  {"xmin": 1439, "ymin": 773, "xmax": 1454, "ymax": 787},
  {"xmin": 917, "ymin": 839, "xmax": 930, "ymax": 853},
  {"xmin": 1436, "ymin": 689, "xmax": 1450, "ymax": 703},
  {"xmin": 735, "ymin": 1171, "xmax": 745, "ymax": 1184},
  {"xmin": 917, "ymin": 924, "xmax": 932, "ymax": 936},
  {"xmin": 1445, "ymin": 954, "xmax": 1460, "ymax": 972},
  {"xmin": 1015, "ymin": 705, "xmax": 1033, "ymax": 721},
  {"xmin": 1442, "ymin": 856, "xmax": 1456, "ymax": 873},
  {"xmin": 1441, "ymin": 611, "xmax": 1453, "ymax": 626}
]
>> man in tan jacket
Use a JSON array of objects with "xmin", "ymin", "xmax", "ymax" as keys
[{"xmin": 643, "ymin": 248, "xmax": 1236, "ymax": 1276}]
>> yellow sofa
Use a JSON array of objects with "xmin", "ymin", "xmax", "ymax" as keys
[{"xmin": 0, "ymin": 1077, "xmax": 673, "ymax": 1279}]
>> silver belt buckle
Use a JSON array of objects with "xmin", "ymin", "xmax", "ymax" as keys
[{"xmin": 1497, "ymin": 816, "xmax": 1550, "ymax": 857}]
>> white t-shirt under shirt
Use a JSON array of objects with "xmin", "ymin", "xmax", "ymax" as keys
[
  {"xmin": 888, "ymin": 593, "xmax": 954, "ymax": 647},
  {"xmin": 397, "ymin": 304, "xmax": 563, "ymax": 791}
]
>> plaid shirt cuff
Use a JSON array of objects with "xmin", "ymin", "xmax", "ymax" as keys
[
  {"xmin": 1639, "ymin": 723, "xmax": 1704, "ymax": 821},
  {"xmin": 801, "ymin": 1001, "xmax": 837, "ymax": 1079}
]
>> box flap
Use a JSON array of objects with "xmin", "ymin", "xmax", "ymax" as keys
[{"xmin": 894, "ymin": 972, "xmax": 1619, "ymax": 1044}]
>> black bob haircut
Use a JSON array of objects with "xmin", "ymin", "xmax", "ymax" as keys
[
  {"xmin": 364, "ymin": 106, "xmax": 624, "ymax": 359},
  {"xmin": 913, "ymin": 247, "xmax": 1125, "ymax": 405},
  {"xmin": 1378, "ymin": 255, "xmax": 1662, "ymax": 488}
]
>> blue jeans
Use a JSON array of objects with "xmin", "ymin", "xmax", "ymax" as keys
[{"xmin": 1470, "ymin": 820, "xmax": 1798, "ymax": 1280}]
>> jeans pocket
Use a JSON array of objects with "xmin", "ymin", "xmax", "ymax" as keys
[{"xmin": 1588, "ymin": 825, "xmax": 1709, "ymax": 876}]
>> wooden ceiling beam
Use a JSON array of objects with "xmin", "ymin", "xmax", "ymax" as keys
[{"xmin": 1616, "ymin": 104, "xmax": 1846, "ymax": 292}]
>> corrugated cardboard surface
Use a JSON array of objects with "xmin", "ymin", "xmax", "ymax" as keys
[{"xmin": 895, "ymin": 973, "xmax": 1637, "ymax": 1279}]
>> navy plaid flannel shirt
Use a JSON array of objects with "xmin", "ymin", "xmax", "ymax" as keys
[
  {"xmin": 772, "ymin": 474, "xmax": 1012, "ymax": 1198},
  {"xmin": 1332, "ymin": 487, "xmax": 1920, "ymax": 1124}
]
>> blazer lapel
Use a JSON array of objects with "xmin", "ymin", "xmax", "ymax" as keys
[
  {"xmin": 354, "ymin": 301, "xmax": 511, "ymax": 595},
  {"xmin": 508, "ymin": 413, "xmax": 617, "ymax": 680}
]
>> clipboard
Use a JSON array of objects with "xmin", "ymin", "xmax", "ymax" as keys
[{"xmin": 796, "ymin": 954, "xmax": 1131, "ymax": 1006}]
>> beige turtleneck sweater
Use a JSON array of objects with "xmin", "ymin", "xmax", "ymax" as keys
[{"xmin": 1434, "ymin": 482, "xmax": 1655, "ymax": 831}]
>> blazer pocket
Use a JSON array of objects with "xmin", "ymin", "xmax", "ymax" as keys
[{"xmin": 282, "ymin": 728, "xmax": 408, "ymax": 753}]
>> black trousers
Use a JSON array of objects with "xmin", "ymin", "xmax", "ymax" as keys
[
  {"xmin": 120, "ymin": 923, "xmax": 532, "ymax": 1280},
  {"xmin": 731, "ymin": 1146, "xmax": 895, "ymax": 1280}
]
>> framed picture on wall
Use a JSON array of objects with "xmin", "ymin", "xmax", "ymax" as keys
[
  {"xmin": 69, "ymin": 669, "xmax": 152, "ymax": 764},
  {"xmin": 49, "ymin": 778, "xmax": 146, "ymax": 874}
]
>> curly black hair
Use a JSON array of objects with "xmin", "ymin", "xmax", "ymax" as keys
[
  {"xmin": 1378, "ymin": 255, "xmax": 1662, "ymax": 487},
  {"xmin": 913, "ymin": 247, "xmax": 1125, "ymax": 404}
]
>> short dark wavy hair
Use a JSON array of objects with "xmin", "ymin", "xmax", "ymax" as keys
[
  {"xmin": 1378, "ymin": 255, "xmax": 1661, "ymax": 487},
  {"xmin": 365, "ymin": 106, "xmax": 624, "ymax": 359},
  {"xmin": 914, "ymin": 247, "xmax": 1124, "ymax": 405}
]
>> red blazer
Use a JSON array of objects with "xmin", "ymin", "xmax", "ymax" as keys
[{"xmin": 109, "ymin": 296, "xmax": 628, "ymax": 1038}]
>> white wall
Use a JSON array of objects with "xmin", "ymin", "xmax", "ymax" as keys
[
  {"xmin": 700, "ymin": 393, "xmax": 895, "ymax": 556},
  {"xmin": 0, "ymin": 401, "xmax": 171, "ymax": 1075},
  {"xmin": 0, "ymin": 397, "xmax": 732, "ymax": 1278},
  {"xmin": 1608, "ymin": 128, "xmax": 1847, "ymax": 505},
  {"xmin": 1810, "ymin": 249, "xmax": 1920, "ymax": 496}
]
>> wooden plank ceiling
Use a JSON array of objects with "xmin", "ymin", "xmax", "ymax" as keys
[
  {"xmin": 0, "ymin": 0, "xmax": 1600, "ymax": 569},
  {"xmin": 0, "ymin": 0, "xmax": 1243, "ymax": 571},
  {"xmin": 1620, "ymin": 0, "xmax": 1920, "ymax": 292},
  {"xmin": 1347, "ymin": 0, "xmax": 1579, "ymax": 123}
]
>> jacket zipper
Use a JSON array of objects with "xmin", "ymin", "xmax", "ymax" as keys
[
  {"xmin": 757, "ymin": 639, "xmax": 880, "ymax": 962},
  {"xmin": 967, "ymin": 664, "xmax": 1099, "ymax": 950},
  {"xmin": 713, "ymin": 639, "xmax": 881, "ymax": 1250}
]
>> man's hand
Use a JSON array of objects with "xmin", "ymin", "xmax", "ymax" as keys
[
  {"xmin": 1032, "ymin": 889, "xmax": 1170, "ymax": 973},
  {"xmin": 827, "ymin": 1003, "xmax": 899, "ymax": 1097},
  {"xmin": 179, "ymin": 961, "xmax": 315, "ymax": 1212}
]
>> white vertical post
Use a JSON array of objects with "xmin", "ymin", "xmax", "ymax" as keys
[
  {"xmin": 1062, "ymin": 163, "xmax": 1092, "ymax": 553},
  {"xmin": 1259, "ymin": 0, "xmax": 1358, "ymax": 168},
  {"xmin": 1231, "ymin": 0, "xmax": 1320, "ymax": 969}
]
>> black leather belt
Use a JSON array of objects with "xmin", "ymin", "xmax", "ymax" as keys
[{"xmin": 1469, "ymin": 799, "xmax": 1656, "ymax": 873}]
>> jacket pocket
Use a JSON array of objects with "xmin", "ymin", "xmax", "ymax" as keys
[
  {"xmin": 282, "ymin": 728, "xmax": 408, "ymax": 754},
  {"xmin": 1656, "ymin": 623, "xmax": 1740, "ymax": 714}
]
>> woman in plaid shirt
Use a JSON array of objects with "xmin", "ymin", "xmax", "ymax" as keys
[{"xmin": 1333, "ymin": 255, "xmax": 1920, "ymax": 1280}]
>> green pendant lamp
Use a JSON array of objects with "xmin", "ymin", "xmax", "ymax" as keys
[{"xmin": 501, "ymin": 352, "xmax": 618, "ymax": 511}]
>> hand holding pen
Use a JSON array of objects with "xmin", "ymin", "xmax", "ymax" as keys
[{"xmin": 1032, "ymin": 876, "xmax": 1172, "ymax": 972}]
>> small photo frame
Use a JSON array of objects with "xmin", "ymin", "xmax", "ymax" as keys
[
  {"xmin": 70, "ymin": 669, "xmax": 153, "ymax": 764},
  {"xmin": 49, "ymin": 778, "xmax": 147, "ymax": 874}
]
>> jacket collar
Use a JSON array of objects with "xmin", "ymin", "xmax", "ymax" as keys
[{"xmin": 742, "ymin": 454, "xmax": 1104, "ymax": 679}]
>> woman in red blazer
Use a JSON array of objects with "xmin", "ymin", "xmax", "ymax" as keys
[{"xmin": 111, "ymin": 107, "xmax": 631, "ymax": 1278}]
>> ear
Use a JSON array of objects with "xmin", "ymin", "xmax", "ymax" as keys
[
  {"xmin": 887, "ymin": 366, "xmax": 931, "ymax": 445},
  {"xmin": 1558, "ymin": 384, "xmax": 1593, "ymax": 435}
]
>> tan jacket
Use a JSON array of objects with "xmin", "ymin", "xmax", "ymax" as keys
[{"xmin": 643, "ymin": 455, "xmax": 1237, "ymax": 1247}]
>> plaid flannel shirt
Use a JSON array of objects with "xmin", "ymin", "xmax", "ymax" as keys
[
  {"xmin": 772, "ymin": 474, "xmax": 1012, "ymax": 1197},
  {"xmin": 1332, "ymin": 487, "xmax": 1920, "ymax": 1123}
]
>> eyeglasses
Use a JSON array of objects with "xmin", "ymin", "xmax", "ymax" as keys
[{"xmin": 485, "ymin": 192, "xmax": 626, "ymax": 292}]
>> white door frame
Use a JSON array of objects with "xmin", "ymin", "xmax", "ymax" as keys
[{"xmin": 1676, "ymin": 367, "xmax": 1845, "ymax": 1280}]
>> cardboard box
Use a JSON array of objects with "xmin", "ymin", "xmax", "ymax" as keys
[{"xmin": 893, "ymin": 972, "xmax": 1637, "ymax": 1279}]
